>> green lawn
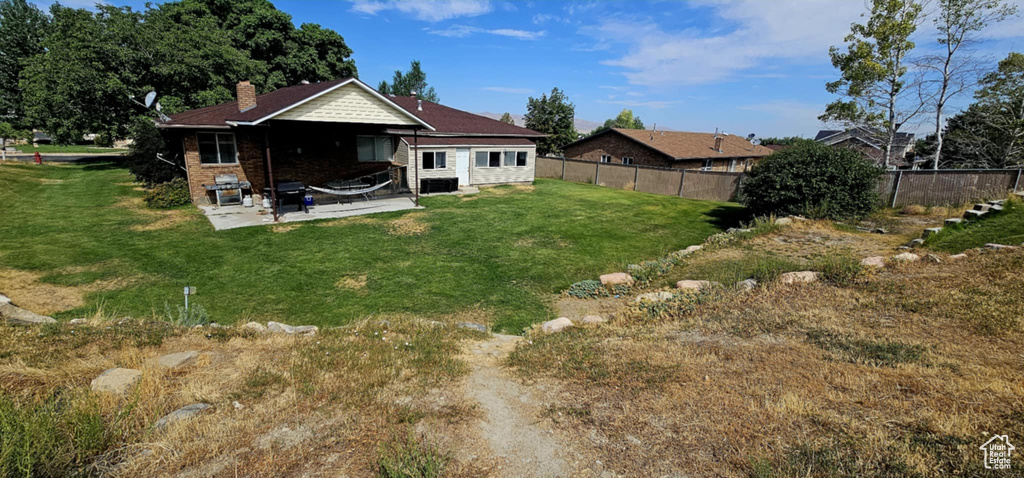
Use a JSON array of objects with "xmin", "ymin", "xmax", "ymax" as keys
[
  {"xmin": 9, "ymin": 144, "xmax": 127, "ymax": 154},
  {"xmin": 0, "ymin": 163, "xmax": 744, "ymax": 332},
  {"xmin": 925, "ymin": 197, "xmax": 1024, "ymax": 253}
]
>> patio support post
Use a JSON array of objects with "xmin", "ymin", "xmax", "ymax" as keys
[
  {"xmin": 264, "ymin": 131, "xmax": 279, "ymax": 222},
  {"xmin": 414, "ymin": 128, "xmax": 420, "ymax": 207}
]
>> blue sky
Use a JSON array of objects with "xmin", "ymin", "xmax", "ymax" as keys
[{"xmin": 40, "ymin": 0, "xmax": 1024, "ymax": 137}]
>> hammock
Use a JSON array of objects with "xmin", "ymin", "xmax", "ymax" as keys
[{"xmin": 308, "ymin": 180, "xmax": 392, "ymax": 201}]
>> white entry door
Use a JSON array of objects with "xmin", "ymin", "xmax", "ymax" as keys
[{"xmin": 455, "ymin": 148, "xmax": 470, "ymax": 187}]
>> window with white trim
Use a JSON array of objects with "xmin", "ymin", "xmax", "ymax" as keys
[
  {"xmin": 727, "ymin": 159, "xmax": 737, "ymax": 172},
  {"xmin": 516, "ymin": 151, "xmax": 527, "ymax": 167},
  {"xmin": 422, "ymin": 151, "xmax": 446, "ymax": 170},
  {"xmin": 622, "ymin": 157, "xmax": 633, "ymax": 165},
  {"xmin": 197, "ymin": 132, "xmax": 238, "ymax": 164},
  {"xmin": 701, "ymin": 159, "xmax": 714, "ymax": 171},
  {"xmin": 356, "ymin": 136, "xmax": 393, "ymax": 162},
  {"xmin": 476, "ymin": 151, "xmax": 501, "ymax": 168},
  {"xmin": 504, "ymin": 151, "xmax": 517, "ymax": 167},
  {"xmin": 600, "ymin": 155, "xmax": 612, "ymax": 163}
]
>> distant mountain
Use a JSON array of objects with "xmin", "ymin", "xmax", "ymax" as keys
[{"xmin": 477, "ymin": 112, "xmax": 602, "ymax": 135}]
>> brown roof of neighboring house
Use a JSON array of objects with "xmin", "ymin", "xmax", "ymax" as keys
[
  {"xmin": 162, "ymin": 78, "xmax": 543, "ymax": 138},
  {"xmin": 400, "ymin": 136, "xmax": 536, "ymax": 146},
  {"xmin": 589, "ymin": 128, "xmax": 773, "ymax": 160},
  {"xmin": 390, "ymin": 97, "xmax": 543, "ymax": 137}
]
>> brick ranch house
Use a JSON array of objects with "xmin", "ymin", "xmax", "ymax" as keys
[
  {"xmin": 562, "ymin": 128, "xmax": 773, "ymax": 172},
  {"xmin": 158, "ymin": 78, "xmax": 544, "ymax": 209}
]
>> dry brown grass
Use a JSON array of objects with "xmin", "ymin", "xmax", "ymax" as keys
[
  {"xmin": 387, "ymin": 212, "xmax": 430, "ymax": 236},
  {"xmin": 270, "ymin": 223, "xmax": 300, "ymax": 233},
  {"xmin": 509, "ymin": 245, "xmax": 1024, "ymax": 477},
  {"xmin": 0, "ymin": 268, "xmax": 84, "ymax": 314},
  {"xmin": 335, "ymin": 274, "xmax": 368, "ymax": 292},
  {"xmin": 0, "ymin": 315, "xmax": 476, "ymax": 477},
  {"xmin": 316, "ymin": 216, "xmax": 378, "ymax": 227},
  {"xmin": 114, "ymin": 196, "xmax": 192, "ymax": 231}
]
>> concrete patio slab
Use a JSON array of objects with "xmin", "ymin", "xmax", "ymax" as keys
[{"xmin": 201, "ymin": 197, "xmax": 422, "ymax": 231}]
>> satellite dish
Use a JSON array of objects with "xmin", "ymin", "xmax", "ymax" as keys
[
  {"xmin": 144, "ymin": 91, "xmax": 157, "ymax": 108},
  {"xmin": 747, "ymin": 133, "xmax": 756, "ymax": 140}
]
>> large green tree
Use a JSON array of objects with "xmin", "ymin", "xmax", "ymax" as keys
[
  {"xmin": 591, "ymin": 108, "xmax": 644, "ymax": 135},
  {"xmin": 524, "ymin": 87, "xmax": 577, "ymax": 156},
  {"xmin": 820, "ymin": 0, "xmax": 926, "ymax": 167},
  {"xmin": 376, "ymin": 60, "xmax": 439, "ymax": 102},
  {"xmin": 919, "ymin": 0, "xmax": 1016, "ymax": 169},
  {"xmin": 0, "ymin": 0, "xmax": 48, "ymax": 128},
  {"xmin": 20, "ymin": 0, "xmax": 357, "ymax": 144},
  {"xmin": 939, "ymin": 53, "xmax": 1024, "ymax": 169}
]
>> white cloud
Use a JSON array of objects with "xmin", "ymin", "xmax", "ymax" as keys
[
  {"xmin": 350, "ymin": 0, "xmax": 491, "ymax": 22},
  {"xmin": 481, "ymin": 86, "xmax": 535, "ymax": 94},
  {"xmin": 584, "ymin": 0, "xmax": 870, "ymax": 86},
  {"xmin": 427, "ymin": 25, "xmax": 545, "ymax": 40}
]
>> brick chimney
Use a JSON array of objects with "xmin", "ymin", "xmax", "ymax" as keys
[
  {"xmin": 236, "ymin": 81, "xmax": 256, "ymax": 112},
  {"xmin": 714, "ymin": 135, "xmax": 723, "ymax": 153}
]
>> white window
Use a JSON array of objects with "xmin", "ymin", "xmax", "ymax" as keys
[
  {"xmin": 197, "ymin": 132, "xmax": 237, "ymax": 164},
  {"xmin": 476, "ymin": 151, "xmax": 501, "ymax": 168},
  {"xmin": 727, "ymin": 159, "xmax": 737, "ymax": 172},
  {"xmin": 516, "ymin": 151, "xmax": 528, "ymax": 167},
  {"xmin": 422, "ymin": 151, "xmax": 446, "ymax": 170},
  {"xmin": 504, "ymin": 150, "xmax": 517, "ymax": 167},
  {"xmin": 502, "ymin": 151, "xmax": 529, "ymax": 167},
  {"xmin": 356, "ymin": 136, "xmax": 393, "ymax": 162},
  {"xmin": 701, "ymin": 159, "xmax": 714, "ymax": 171},
  {"xmin": 600, "ymin": 155, "xmax": 612, "ymax": 163},
  {"xmin": 622, "ymin": 157, "xmax": 633, "ymax": 165}
]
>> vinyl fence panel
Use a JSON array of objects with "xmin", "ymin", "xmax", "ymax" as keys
[{"xmin": 596, "ymin": 163, "xmax": 637, "ymax": 190}]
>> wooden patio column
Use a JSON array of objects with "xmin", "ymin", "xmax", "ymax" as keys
[
  {"xmin": 264, "ymin": 130, "xmax": 279, "ymax": 222},
  {"xmin": 413, "ymin": 128, "xmax": 420, "ymax": 207}
]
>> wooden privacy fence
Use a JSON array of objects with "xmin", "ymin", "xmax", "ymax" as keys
[{"xmin": 537, "ymin": 156, "xmax": 1024, "ymax": 206}]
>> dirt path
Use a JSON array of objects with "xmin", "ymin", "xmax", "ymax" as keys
[{"xmin": 461, "ymin": 333, "xmax": 572, "ymax": 477}]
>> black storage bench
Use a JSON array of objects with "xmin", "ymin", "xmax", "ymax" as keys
[{"xmin": 420, "ymin": 177, "xmax": 459, "ymax": 194}]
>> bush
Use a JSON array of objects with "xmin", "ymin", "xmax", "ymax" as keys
[
  {"xmin": 565, "ymin": 280, "xmax": 609, "ymax": 299},
  {"xmin": 740, "ymin": 142, "xmax": 884, "ymax": 220},
  {"xmin": 144, "ymin": 178, "xmax": 191, "ymax": 209},
  {"xmin": 377, "ymin": 434, "xmax": 448, "ymax": 478},
  {"xmin": 627, "ymin": 258, "xmax": 676, "ymax": 285},
  {"xmin": 163, "ymin": 302, "xmax": 209, "ymax": 327},
  {"xmin": 127, "ymin": 116, "xmax": 183, "ymax": 185},
  {"xmin": 0, "ymin": 392, "xmax": 113, "ymax": 476}
]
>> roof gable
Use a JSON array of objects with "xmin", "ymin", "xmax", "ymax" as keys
[{"xmin": 272, "ymin": 82, "xmax": 422, "ymax": 126}]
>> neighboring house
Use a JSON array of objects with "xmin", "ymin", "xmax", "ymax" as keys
[
  {"xmin": 158, "ymin": 78, "xmax": 544, "ymax": 205},
  {"xmin": 815, "ymin": 127, "xmax": 915, "ymax": 167},
  {"xmin": 562, "ymin": 128, "xmax": 773, "ymax": 172}
]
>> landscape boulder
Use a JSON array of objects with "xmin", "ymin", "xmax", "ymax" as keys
[
  {"xmin": 908, "ymin": 238, "xmax": 925, "ymax": 247},
  {"xmin": 675, "ymin": 280, "xmax": 717, "ymax": 291},
  {"xmin": 634, "ymin": 291, "xmax": 675, "ymax": 303},
  {"xmin": 985, "ymin": 243, "xmax": 1016, "ymax": 251},
  {"xmin": 775, "ymin": 217, "xmax": 793, "ymax": 226},
  {"xmin": 581, "ymin": 315, "xmax": 606, "ymax": 325},
  {"xmin": 0, "ymin": 294, "xmax": 9, "ymax": 305},
  {"xmin": 154, "ymin": 403, "xmax": 212, "ymax": 431},
  {"xmin": 871, "ymin": 228, "xmax": 888, "ymax": 234},
  {"xmin": 735, "ymin": 279, "xmax": 758, "ymax": 291},
  {"xmin": 949, "ymin": 253, "xmax": 968, "ymax": 260},
  {"xmin": 157, "ymin": 351, "xmax": 199, "ymax": 369},
  {"xmin": 241, "ymin": 321, "xmax": 267, "ymax": 334},
  {"xmin": 923, "ymin": 254, "xmax": 943, "ymax": 264},
  {"xmin": 91, "ymin": 368, "xmax": 142, "ymax": 394},
  {"xmin": 0, "ymin": 303, "xmax": 57, "ymax": 326},
  {"xmin": 778, "ymin": 271, "xmax": 819, "ymax": 284},
  {"xmin": 69, "ymin": 318, "xmax": 88, "ymax": 325},
  {"xmin": 457, "ymin": 322, "xmax": 488, "ymax": 333},
  {"xmin": 860, "ymin": 256, "xmax": 886, "ymax": 268},
  {"xmin": 541, "ymin": 317, "xmax": 574, "ymax": 334},
  {"xmin": 599, "ymin": 272, "xmax": 634, "ymax": 286},
  {"xmin": 922, "ymin": 227, "xmax": 942, "ymax": 238},
  {"xmin": 892, "ymin": 252, "xmax": 920, "ymax": 262},
  {"xmin": 726, "ymin": 228, "xmax": 751, "ymax": 234},
  {"xmin": 944, "ymin": 218, "xmax": 963, "ymax": 226},
  {"xmin": 267, "ymin": 321, "xmax": 318, "ymax": 335}
]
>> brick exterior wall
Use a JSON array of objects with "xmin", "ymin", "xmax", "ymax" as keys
[
  {"xmin": 564, "ymin": 133, "xmax": 760, "ymax": 172},
  {"xmin": 237, "ymin": 81, "xmax": 256, "ymax": 112},
  {"xmin": 179, "ymin": 122, "xmax": 399, "ymax": 205},
  {"xmin": 182, "ymin": 129, "xmax": 265, "ymax": 205}
]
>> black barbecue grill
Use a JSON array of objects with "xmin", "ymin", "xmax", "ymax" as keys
[
  {"xmin": 202, "ymin": 174, "xmax": 251, "ymax": 206},
  {"xmin": 275, "ymin": 181, "xmax": 309, "ymax": 214}
]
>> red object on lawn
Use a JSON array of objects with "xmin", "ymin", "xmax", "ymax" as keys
[{"xmin": 33, "ymin": 152, "xmax": 42, "ymax": 164}]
